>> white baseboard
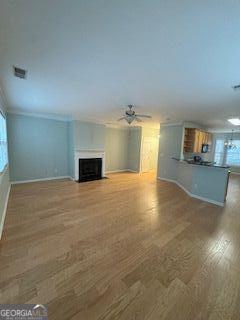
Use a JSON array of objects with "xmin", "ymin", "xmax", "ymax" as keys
[
  {"xmin": 158, "ymin": 177, "xmax": 177, "ymax": 184},
  {"xmin": 230, "ymin": 171, "xmax": 240, "ymax": 175},
  {"xmin": 105, "ymin": 169, "xmax": 129, "ymax": 174},
  {"xmin": 105, "ymin": 169, "xmax": 140, "ymax": 174},
  {"xmin": 158, "ymin": 177, "xmax": 224, "ymax": 207},
  {"xmin": 0, "ymin": 184, "xmax": 11, "ymax": 240},
  {"xmin": 11, "ymin": 176, "xmax": 72, "ymax": 185}
]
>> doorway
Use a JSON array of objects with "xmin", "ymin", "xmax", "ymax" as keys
[{"xmin": 141, "ymin": 136, "xmax": 159, "ymax": 173}]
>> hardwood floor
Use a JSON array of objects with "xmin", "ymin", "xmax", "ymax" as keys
[{"xmin": 0, "ymin": 172, "xmax": 240, "ymax": 319}]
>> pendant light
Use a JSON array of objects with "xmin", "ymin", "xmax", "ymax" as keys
[{"xmin": 224, "ymin": 130, "xmax": 237, "ymax": 149}]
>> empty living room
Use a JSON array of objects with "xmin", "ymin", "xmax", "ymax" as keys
[{"xmin": 1, "ymin": 1, "xmax": 240, "ymax": 319}]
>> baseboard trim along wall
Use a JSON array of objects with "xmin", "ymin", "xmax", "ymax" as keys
[
  {"xmin": 11, "ymin": 170, "xmax": 140, "ymax": 184},
  {"xmin": 158, "ymin": 177, "xmax": 224, "ymax": 207},
  {"xmin": 0, "ymin": 185, "xmax": 11, "ymax": 240},
  {"xmin": 106, "ymin": 169, "xmax": 139, "ymax": 174},
  {"xmin": 11, "ymin": 176, "xmax": 72, "ymax": 185},
  {"xmin": 105, "ymin": 169, "xmax": 129, "ymax": 174}
]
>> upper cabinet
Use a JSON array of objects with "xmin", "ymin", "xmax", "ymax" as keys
[{"xmin": 183, "ymin": 128, "xmax": 212, "ymax": 153}]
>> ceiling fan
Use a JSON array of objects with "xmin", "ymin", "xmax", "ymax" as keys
[{"xmin": 117, "ymin": 105, "xmax": 152, "ymax": 124}]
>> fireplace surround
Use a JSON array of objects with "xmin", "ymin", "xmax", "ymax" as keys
[{"xmin": 74, "ymin": 150, "xmax": 105, "ymax": 181}]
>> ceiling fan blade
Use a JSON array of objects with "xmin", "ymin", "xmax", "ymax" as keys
[
  {"xmin": 135, "ymin": 117, "xmax": 142, "ymax": 122},
  {"xmin": 117, "ymin": 117, "xmax": 126, "ymax": 121},
  {"xmin": 135, "ymin": 114, "xmax": 152, "ymax": 118}
]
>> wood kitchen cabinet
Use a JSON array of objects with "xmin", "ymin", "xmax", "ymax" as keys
[{"xmin": 183, "ymin": 128, "xmax": 212, "ymax": 153}]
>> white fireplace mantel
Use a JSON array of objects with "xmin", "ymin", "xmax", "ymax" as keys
[{"xmin": 74, "ymin": 149, "xmax": 105, "ymax": 181}]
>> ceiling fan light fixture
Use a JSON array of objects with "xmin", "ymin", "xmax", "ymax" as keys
[
  {"xmin": 117, "ymin": 105, "xmax": 151, "ymax": 124},
  {"xmin": 126, "ymin": 116, "xmax": 134, "ymax": 124}
]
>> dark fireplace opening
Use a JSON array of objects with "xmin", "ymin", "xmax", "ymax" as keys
[{"xmin": 79, "ymin": 158, "xmax": 102, "ymax": 182}]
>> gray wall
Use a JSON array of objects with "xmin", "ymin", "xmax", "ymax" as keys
[
  {"xmin": 191, "ymin": 164, "xmax": 228, "ymax": 203},
  {"xmin": 68, "ymin": 121, "xmax": 75, "ymax": 178},
  {"xmin": 70, "ymin": 121, "xmax": 130, "ymax": 175},
  {"xmin": 68, "ymin": 120, "xmax": 106, "ymax": 178},
  {"xmin": 157, "ymin": 124, "xmax": 183, "ymax": 179},
  {"xmin": 177, "ymin": 161, "xmax": 229, "ymax": 204},
  {"xmin": 128, "ymin": 127, "xmax": 142, "ymax": 172},
  {"xmin": 7, "ymin": 115, "xmax": 132, "ymax": 181},
  {"xmin": 0, "ymin": 95, "xmax": 10, "ymax": 238},
  {"xmin": 73, "ymin": 120, "xmax": 106, "ymax": 151},
  {"xmin": 105, "ymin": 127, "xmax": 128, "ymax": 172},
  {"xmin": 7, "ymin": 113, "xmax": 69, "ymax": 181}
]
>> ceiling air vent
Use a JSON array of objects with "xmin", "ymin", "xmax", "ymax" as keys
[
  {"xmin": 13, "ymin": 66, "xmax": 27, "ymax": 79},
  {"xmin": 232, "ymin": 84, "xmax": 240, "ymax": 91}
]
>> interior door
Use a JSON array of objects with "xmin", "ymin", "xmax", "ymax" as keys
[{"xmin": 141, "ymin": 138, "xmax": 152, "ymax": 172}]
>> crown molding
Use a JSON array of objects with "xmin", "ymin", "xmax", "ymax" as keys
[
  {"xmin": 160, "ymin": 121, "xmax": 183, "ymax": 127},
  {"xmin": 105, "ymin": 123, "xmax": 129, "ymax": 129},
  {"xmin": 208, "ymin": 128, "xmax": 240, "ymax": 133},
  {"xmin": 7, "ymin": 109, "xmax": 73, "ymax": 122}
]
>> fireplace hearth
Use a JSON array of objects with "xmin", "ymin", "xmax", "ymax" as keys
[{"xmin": 78, "ymin": 158, "xmax": 102, "ymax": 182}]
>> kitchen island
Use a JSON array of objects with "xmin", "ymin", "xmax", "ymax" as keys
[{"xmin": 160, "ymin": 158, "xmax": 230, "ymax": 206}]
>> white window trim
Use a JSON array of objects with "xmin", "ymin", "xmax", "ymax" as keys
[{"xmin": 0, "ymin": 110, "xmax": 8, "ymax": 174}]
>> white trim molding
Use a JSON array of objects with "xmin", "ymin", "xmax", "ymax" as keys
[
  {"xmin": 105, "ymin": 169, "xmax": 129, "ymax": 174},
  {"xmin": 0, "ymin": 185, "xmax": 11, "ymax": 239},
  {"xmin": 106, "ymin": 169, "xmax": 140, "ymax": 174},
  {"xmin": 11, "ymin": 176, "xmax": 71, "ymax": 185},
  {"xmin": 7, "ymin": 109, "xmax": 73, "ymax": 122},
  {"xmin": 11, "ymin": 170, "xmax": 137, "ymax": 184},
  {"xmin": 160, "ymin": 121, "xmax": 183, "ymax": 127},
  {"xmin": 104, "ymin": 169, "xmax": 140, "ymax": 174},
  {"xmin": 158, "ymin": 177, "xmax": 224, "ymax": 207}
]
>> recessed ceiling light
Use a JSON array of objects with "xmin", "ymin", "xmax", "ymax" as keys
[{"xmin": 228, "ymin": 118, "xmax": 240, "ymax": 125}]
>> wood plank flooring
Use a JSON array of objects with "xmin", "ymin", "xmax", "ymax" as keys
[{"xmin": 0, "ymin": 172, "xmax": 240, "ymax": 319}]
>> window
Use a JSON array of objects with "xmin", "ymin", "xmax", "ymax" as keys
[
  {"xmin": 214, "ymin": 138, "xmax": 240, "ymax": 167},
  {"xmin": 0, "ymin": 112, "xmax": 8, "ymax": 173},
  {"xmin": 226, "ymin": 140, "xmax": 240, "ymax": 166},
  {"xmin": 214, "ymin": 139, "xmax": 225, "ymax": 166}
]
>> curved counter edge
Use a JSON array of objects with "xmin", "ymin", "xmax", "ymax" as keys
[{"xmin": 158, "ymin": 176, "xmax": 225, "ymax": 207}]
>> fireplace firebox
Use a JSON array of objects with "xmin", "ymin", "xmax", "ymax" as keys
[{"xmin": 78, "ymin": 158, "xmax": 102, "ymax": 182}]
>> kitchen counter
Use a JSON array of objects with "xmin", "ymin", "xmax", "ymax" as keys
[{"xmin": 172, "ymin": 157, "xmax": 230, "ymax": 169}]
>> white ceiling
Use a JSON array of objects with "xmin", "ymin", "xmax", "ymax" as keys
[{"xmin": 0, "ymin": 0, "xmax": 240, "ymax": 129}]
